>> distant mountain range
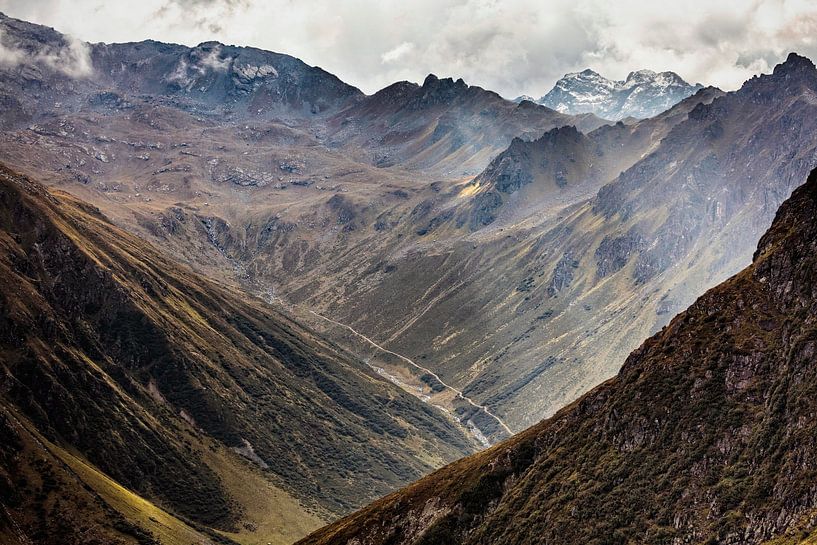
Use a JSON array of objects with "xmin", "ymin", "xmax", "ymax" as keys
[
  {"xmin": 3, "ymin": 10, "xmax": 817, "ymax": 545},
  {"xmin": 516, "ymin": 68, "xmax": 704, "ymax": 120}
]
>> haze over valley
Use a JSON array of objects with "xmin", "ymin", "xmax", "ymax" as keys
[{"xmin": 2, "ymin": 3, "xmax": 817, "ymax": 544}]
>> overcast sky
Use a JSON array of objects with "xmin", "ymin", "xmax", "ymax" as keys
[{"xmin": 1, "ymin": 0, "xmax": 816, "ymax": 98}]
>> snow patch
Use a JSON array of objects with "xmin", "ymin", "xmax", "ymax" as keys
[{"xmin": 539, "ymin": 68, "xmax": 702, "ymax": 119}]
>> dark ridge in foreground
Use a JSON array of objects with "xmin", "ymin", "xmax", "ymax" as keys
[
  {"xmin": 0, "ymin": 165, "xmax": 475, "ymax": 544},
  {"xmin": 300, "ymin": 167, "xmax": 817, "ymax": 545}
]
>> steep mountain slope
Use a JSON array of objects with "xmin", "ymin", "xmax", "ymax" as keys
[
  {"xmin": 325, "ymin": 74, "xmax": 607, "ymax": 177},
  {"xmin": 295, "ymin": 54, "xmax": 815, "ymax": 431},
  {"xmin": 456, "ymin": 82, "xmax": 720, "ymax": 230},
  {"xmin": 464, "ymin": 86, "xmax": 725, "ymax": 230},
  {"xmin": 0, "ymin": 164, "xmax": 476, "ymax": 545},
  {"xmin": 0, "ymin": 11, "xmax": 363, "ymax": 124},
  {"xmin": 299, "ymin": 166, "xmax": 817, "ymax": 545},
  {"xmin": 1, "ymin": 11, "xmax": 814, "ymax": 444},
  {"xmin": 535, "ymin": 67, "xmax": 704, "ymax": 120}
]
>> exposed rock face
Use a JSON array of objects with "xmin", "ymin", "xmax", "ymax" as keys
[
  {"xmin": 535, "ymin": 67, "xmax": 704, "ymax": 120},
  {"xmin": 462, "ymin": 125, "xmax": 610, "ymax": 229},
  {"xmin": 594, "ymin": 53, "xmax": 817, "ymax": 287},
  {"xmin": 0, "ymin": 12, "xmax": 363, "ymax": 122},
  {"xmin": 298, "ymin": 167, "xmax": 817, "ymax": 545},
  {"xmin": 595, "ymin": 229, "xmax": 644, "ymax": 278},
  {"xmin": 547, "ymin": 251, "xmax": 579, "ymax": 296},
  {"xmin": 461, "ymin": 88, "xmax": 725, "ymax": 233},
  {"xmin": 482, "ymin": 127, "xmax": 592, "ymax": 193},
  {"xmin": 326, "ymin": 72, "xmax": 607, "ymax": 177}
]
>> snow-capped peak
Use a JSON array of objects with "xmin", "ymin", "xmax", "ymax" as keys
[
  {"xmin": 513, "ymin": 94, "xmax": 538, "ymax": 103},
  {"xmin": 537, "ymin": 68, "xmax": 703, "ymax": 120}
]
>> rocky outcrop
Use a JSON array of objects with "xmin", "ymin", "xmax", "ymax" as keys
[
  {"xmin": 0, "ymin": 12, "xmax": 363, "ymax": 120},
  {"xmin": 547, "ymin": 251, "xmax": 579, "ymax": 296},
  {"xmin": 475, "ymin": 126, "xmax": 595, "ymax": 194},
  {"xmin": 595, "ymin": 229, "xmax": 644, "ymax": 278},
  {"xmin": 462, "ymin": 124, "xmax": 612, "ymax": 229}
]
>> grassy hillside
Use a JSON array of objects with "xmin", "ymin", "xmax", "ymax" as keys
[
  {"xmin": 299, "ymin": 168, "xmax": 817, "ymax": 545},
  {"xmin": 0, "ymin": 164, "xmax": 476, "ymax": 544}
]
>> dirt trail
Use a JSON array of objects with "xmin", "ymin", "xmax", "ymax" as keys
[{"xmin": 308, "ymin": 310, "xmax": 514, "ymax": 437}]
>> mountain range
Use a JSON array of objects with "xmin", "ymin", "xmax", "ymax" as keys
[
  {"xmin": 517, "ymin": 68, "xmax": 704, "ymax": 120},
  {"xmin": 3, "ymin": 10, "xmax": 817, "ymax": 438},
  {"xmin": 2, "ymin": 10, "xmax": 817, "ymax": 545}
]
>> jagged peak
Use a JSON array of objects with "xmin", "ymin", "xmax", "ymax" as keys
[
  {"xmin": 536, "ymin": 124, "xmax": 582, "ymax": 141},
  {"xmin": 554, "ymin": 68, "xmax": 606, "ymax": 84},
  {"xmin": 372, "ymin": 80, "xmax": 420, "ymax": 95},
  {"xmin": 737, "ymin": 52, "xmax": 817, "ymax": 96},
  {"xmin": 514, "ymin": 94, "xmax": 537, "ymax": 103},
  {"xmin": 195, "ymin": 40, "xmax": 224, "ymax": 49},
  {"xmin": 625, "ymin": 69, "xmax": 658, "ymax": 80},
  {"xmin": 753, "ymin": 166, "xmax": 817, "ymax": 262},
  {"xmin": 421, "ymin": 73, "xmax": 468, "ymax": 89},
  {"xmin": 501, "ymin": 125, "xmax": 583, "ymax": 154},
  {"xmin": 569, "ymin": 68, "xmax": 602, "ymax": 78},
  {"xmin": 422, "ymin": 73, "xmax": 439, "ymax": 87},
  {"xmin": 773, "ymin": 52, "xmax": 816, "ymax": 75}
]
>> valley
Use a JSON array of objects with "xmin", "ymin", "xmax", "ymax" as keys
[
  {"xmin": 2, "ymin": 6, "xmax": 817, "ymax": 545},
  {"xmin": 300, "ymin": 165, "xmax": 817, "ymax": 545},
  {"xmin": 2, "ymin": 10, "xmax": 815, "ymax": 438},
  {"xmin": 0, "ymin": 163, "xmax": 476, "ymax": 543}
]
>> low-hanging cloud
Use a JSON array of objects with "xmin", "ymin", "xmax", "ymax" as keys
[
  {"xmin": 197, "ymin": 44, "xmax": 232, "ymax": 72},
  {"xmin": 0, "ymin": 26, "xmax": 93, "ymax": 78},
  {"xmin": 1, "ymin": 0, "xmax": 816, "ymax": 96},
  {"xmin": 381, "ymin": 42, "xmax": 415, "ymax": 64},
  {"xmin": 0, "ymin": 29, "xmax": 24, "ymax": 67}
]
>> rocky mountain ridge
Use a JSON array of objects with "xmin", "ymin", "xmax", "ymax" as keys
[
  {"xmin": 324, "ymin": 72, "xmax": 607, "ymax": 177},
  {"xmin": 0, "ymin": 11, "xmax": 364, "ymax": 125},
  {"xmin": 523, "ymin": 67, "xmax": 704, "ymax": 120}
]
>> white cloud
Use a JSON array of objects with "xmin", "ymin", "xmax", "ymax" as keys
[
  {"xmin": 0, "ymin": 26, "xmax": 92, "ymax": 77},
  {"xmin": 1, "ymin": 0, "xmax": 817, "ymax": 95},
  {"xmin": 198, "ymin": 44, "xmax": 232, "ymax": 72},
  {"xmin": 0, "ymin": 29, "xmax": 24, "ymax": 66},
  {"xmin": 43, "ymin": 35, "xmax": 93, "ymax": 77},
  {"xmin": 381, "ymin": 41, "xmax": 415, "ymax": 64}
]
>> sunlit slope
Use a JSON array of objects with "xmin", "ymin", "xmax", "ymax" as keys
[{"xmin": 0, "ymin": 164, "xmax": 475, "ymax": 544}]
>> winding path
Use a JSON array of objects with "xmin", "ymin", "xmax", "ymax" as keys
[{"xmin": 308, "ymin": 310, "xmax": 514, "ymax": 437}]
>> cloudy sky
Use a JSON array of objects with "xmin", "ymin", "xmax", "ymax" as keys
[{"xmin": 1, "ymin": 0, "xmax": 816, "ymax": 97}]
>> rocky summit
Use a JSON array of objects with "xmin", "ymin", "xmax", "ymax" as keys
[{"xmin": 531, "ymin": 67, "xmax": 704, "ymax": 120}]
